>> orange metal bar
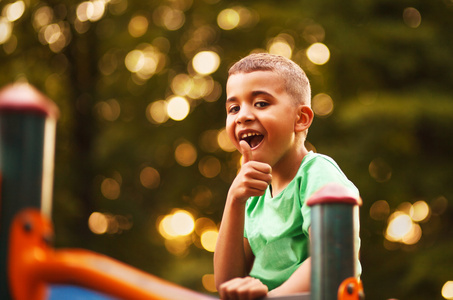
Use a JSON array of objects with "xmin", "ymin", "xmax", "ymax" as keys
[{"xmin": 9, "ymin": 209, "xmax": 217, "ymax": 300}]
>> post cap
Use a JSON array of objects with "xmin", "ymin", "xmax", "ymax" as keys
[
  {"xmin": 0, "ymin": 83, "xmax": 59, "ymax": 119},
  {"xmin": 306, "ymin": 183, "xmax": 362, "ymax": 206}
]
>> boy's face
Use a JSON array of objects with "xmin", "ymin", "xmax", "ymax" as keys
[{"xmin": 226, "ymin": 71, "xmax": 304, "ymax": 166}]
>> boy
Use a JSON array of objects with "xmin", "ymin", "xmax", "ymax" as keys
[{"xmin": 214, "ymin": 53, "xmax": 360, "ymax": 300}]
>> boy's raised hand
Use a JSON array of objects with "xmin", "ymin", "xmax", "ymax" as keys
[
  {"xmin": 227, "ymin": 141, "xmax": 272, "ymax": 203},
  {"xmin": 240, "ymin": 140, "xmax": 254, "ymax": 164}
]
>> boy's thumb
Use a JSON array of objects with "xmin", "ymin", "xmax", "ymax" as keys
[{"xmin": 240, "ymin": 140, "xmax": 253, "ymax": 164}]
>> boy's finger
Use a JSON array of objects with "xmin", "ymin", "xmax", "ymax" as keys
[{"xmin": 240, "ymin": 140, "xmax": 253, "ymax": 163}]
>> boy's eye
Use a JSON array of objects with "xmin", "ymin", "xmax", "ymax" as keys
[
  {"xmin": 228, "ymin": 105, "xmax": 240, "ymax": 114},
  {"xmin": 255, "ymin": 101, "xmax": 269, "ymax": 108}
]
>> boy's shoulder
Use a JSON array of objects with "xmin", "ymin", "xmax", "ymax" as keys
[
  {"xmin": 301, "ymin": 151, "xmax": 340, "ymax": 168},
  {"xmin": 299, "ymin": 151, "xmax": 359, "ymax": 197},
  {"xmin": 299, "ymin": 151, "xmax": 351, "ymax": 182}
]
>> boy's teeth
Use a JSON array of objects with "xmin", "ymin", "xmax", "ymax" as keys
[{"xmin": 241, "ymin": 132, "xmax": 258, "ymax": 139}]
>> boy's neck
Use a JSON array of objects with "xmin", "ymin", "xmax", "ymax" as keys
[{"xmin": 269, "ymin": 145, "xmax": 309, "ymax": 197}]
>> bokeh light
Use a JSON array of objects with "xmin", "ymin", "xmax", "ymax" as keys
[
  {"xmin": 76, "ymin": 0, "xmax": 107, "ymax": 23},
  {"xmin": 202, "ymin": 274, "xmax": 217, "ymax": 292},
  {"xmin": 140, "ymin": 166, "xmax": 160, "ymax": 189},
  {"xmin": 44, "ymin": 23, "xmax": 62, "ymax": 44},
  {"xmin": 385, "ymin": 212, "xmax": 413, "ymax": 242},
  {"xmin": 204, "ymin": 80, "xmax": 222, "ymax": 102},
  {"xmin": 188, "ymin": 76, "xmax": 215, "ymax": 99},
  {"xmin": 217, "ymin": 8, "xmax": 240, "ymax": 30},
  {"xmin": 88, "ymin": 212, "xmax": 133, "ymax": 235},
  {"xmin": 159, "ymin": 215, "xmax": 178, "ymax": 238},
  {"xmin": 171, "ymin": 210, "xmax": 195, "ymax": 236},
  {"xmin": 89, "ymin": 212, "xmax": 109, "ymax": 234},
  {"xmin": 236, "ymin": 6, "xmax": 258, "ymax": 29},
  {"xmin": 384, "ymin": 199, "xmax": 429, "ymax": 245},
  {"xmin": 32, "ymin": 6, "xmax": 53, "ymax": 30},
  {"xmin": 192, "ymin": 51, "xmax": 220, "ymax": 75},
  {"xmin": 194, "ymin": 217, "xmax": 217, "ymax": 236},
  {"xmin": 125, "ymin": 44, "xmax": 165, "ymax": 80},
  {"xmin": 153, "ymin": 6, "xmax": 185, "ymax": 31},
  {"xmin": 158, "ymin": 209, "xmax": 195, "ymax": 238},
  {"xmin": 312, "ymin": 93, "xmax": 334, "ymax": 117},
  {"xmin": 442, "ymin": 281, "xmax": 453, "ymax": 300},
  {"xmin": 410, "ymin": 200, "xmax": 430, "ymax": 222},
  {"xmin": 217, "ymin": 128, "xmax": 236, "ymax": 152},
  {"xmin": 401, "ymin": 222, "xmax": 422, "ymax": 245},
  {"xmin": 171, "ymin": 73, "xmax": 193, "ymax": 96},
  {"xmin": 4, "ymin": 1, "xmax": 25, "ymax": 22},
  {"xmin": 35, "ymin": 16, "xmax": 72, "ymax": 52},
  {"xmin": 306, "ymin": 42, "xmax": 330, "ymax": 65},
  {"xmin": 216, "ymin": 6, "xmax": 257, "ymax": 30},
  {"xmin": 125, "ymin": 49, "xmax": 145, "ymax": 72},
  {"xmin": 94, "ymin": 99, "xmax": 121, "ymax": 121},
  {"xmin": 198, "ymin": 156, "xmax": 221, "ymax": 178},
  {"xmin": 200, "ymin": 229, "xmax": 218, "ymax": 252},
  {"xmin": 268, "ymin": 40, "xmax": 292, "ymax": 58},
  {"xmin": 369, "ymin": 158, "xmax": 392, "ymax": 183},
  {"xmin": 146, "ymin": 100, "xmax": 169, "ymax": 124},
  {"xmin": 108, "ymin": 0, "xmax": 128, "ymax": 16},
  {"xmin": 0, "ymin": 17, "xmax": 12, "ymax": 44},
  {"xmin": 174, "ymin": 141, "xmax": 197, "ymax": 167},
  {"xmin": 128, "ymin": 15, "xmax": 149, "ymax": 37},
  {"xmin": 167, "ymin": 96, "xmax": 190, "ymax": 121},
  {"xmin": 157, "ymin": 212, "xmax": 219, "ymax": 255},
  {"xmin": 101, "ymin": 177, "xmax": 121, "ymax": 200},
  {"xmin": 369, "ymin": 200, "xmax": 390, "ymax": 221},
  {"xmin": 403, "ymin": 7, "xmax": 421, "ymax": 29},
  {"xmin": 268, "ymin": 34, "xmax": 294, "ymax": 59},
  {"xmin": 170, "ymin": 74, "xmax": 216, "ymax": 100}
]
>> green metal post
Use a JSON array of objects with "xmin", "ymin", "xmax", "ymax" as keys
[
  {"xmin": 0, "ymin": 83, "xmax": 58, "ymax": 300},
  {"xmin": 307, "ymin": 183, "xmax": 362, "ymax": 300}
]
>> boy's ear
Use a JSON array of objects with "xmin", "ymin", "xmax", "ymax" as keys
[{"xmin": 295, "ymin": 105, "xmax": 314, "ymax": 132}]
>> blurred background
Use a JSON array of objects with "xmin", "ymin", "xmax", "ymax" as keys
[{"xmin": 1, "ymin": 0, "xmax": 453, "ymax": 299}]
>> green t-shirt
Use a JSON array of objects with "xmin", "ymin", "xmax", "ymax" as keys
[{"xmin": 244, "ymin": 151, "xmax": 359, "ymax": 290}]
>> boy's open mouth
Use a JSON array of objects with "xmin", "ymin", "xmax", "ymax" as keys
[{"xmin": 240, "ymin": 132, "xmax": 264, "ymax": 149}]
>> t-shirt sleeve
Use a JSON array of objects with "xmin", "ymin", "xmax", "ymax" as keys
[{"xmin": 299, "ymin": 155, "xmax": 360, "ymax": 235}]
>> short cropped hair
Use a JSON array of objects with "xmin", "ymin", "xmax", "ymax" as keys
[{"xmin": 228, "ymin": 53, "xmax": 311, "ymax": 106}]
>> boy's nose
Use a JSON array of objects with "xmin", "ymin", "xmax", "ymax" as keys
[{"xmin": 236, "ymin": 106, "xmax": 255, "ymax": 124}]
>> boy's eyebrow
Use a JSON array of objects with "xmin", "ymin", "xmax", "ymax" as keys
[
  {"xmin": 251, "ymin": 90, "xmax": 274, "ymax": 99},
  {"xmin": 226, "ymin": 96, "xmax": 237, "ymax": 103},
  {"xmin": 226, "ymin": 90, "xmax": 275, "ymax": 103}
]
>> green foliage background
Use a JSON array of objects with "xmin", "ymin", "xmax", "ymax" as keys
[{"xmin": 1, "ymin": 0, "xmax": 453, "ymax": 299}]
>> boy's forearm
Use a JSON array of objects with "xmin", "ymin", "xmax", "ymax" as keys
[
  {"xmin": 269, "ymin": 231, "xmax": 312, "ymax": 296},
  {"xmin": 214, "ymin": 196, "xmax": 249, "ymax": 288},
  {"xmin": 214, "ymin": 152, "xmax": 270, "ymax": 289},
  {"xmin": 267, "ymin": 257, "xmax": 311, "ymax": 297}
]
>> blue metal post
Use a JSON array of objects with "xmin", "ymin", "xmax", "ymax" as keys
[
  {"xmin": 307, "ymin": 183, "xmax": 362, "ymax": 300},
  {"xmin": 0, "ymin": 83, "xmax": 58, "ymax": 299}
]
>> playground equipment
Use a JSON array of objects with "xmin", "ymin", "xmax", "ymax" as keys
[
  {"xmin": 308, "ymin": 184, "xmax": 363, "ymax": 300},
  {"xmin": 0, "ymin": 83, "xmax": 363, "ymax": 300}
]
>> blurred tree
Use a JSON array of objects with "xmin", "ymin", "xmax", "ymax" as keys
[{"xmin": 1, "ymin": 0, "xmax": 452, "ymax": 299}]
